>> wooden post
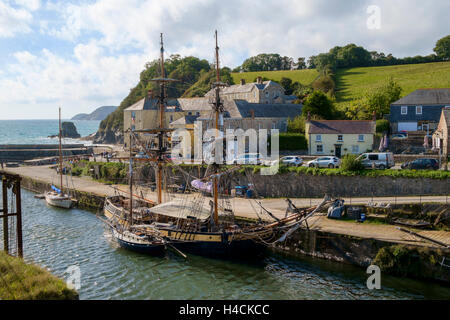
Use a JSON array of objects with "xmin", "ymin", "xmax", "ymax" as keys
[
  {"xmin": 15, "ymin": 180, "xmax": 23, "ymax": 258},
  {"xmin": 2, "ymin": 177, "xmax": 8, "ymax": 254}
]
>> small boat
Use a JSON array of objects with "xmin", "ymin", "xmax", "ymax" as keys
[
  {"xmin": 45, "ymin": 107, "xmax": 74, "ymax": 209},
  {"xmin": 45, "ymin": 189, "xmax": 73, "ymax": 209}
]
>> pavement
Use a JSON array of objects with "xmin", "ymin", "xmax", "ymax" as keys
[{"xmin": 3, "ymin": 164, "xmax": 450, "ymax": 249}]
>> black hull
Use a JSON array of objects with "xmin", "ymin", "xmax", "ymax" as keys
[
  {"xmin": 171, "ymin": 239, "xmax": 266, "ymax": 258},
  {"xmin": 116, "ymin": 238, "xmax": 166, "ymax": 256}
]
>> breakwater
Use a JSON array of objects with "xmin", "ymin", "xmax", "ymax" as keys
[{"xmin": 0, "ymin": 144, "xmax": 93, "ymax": 162}]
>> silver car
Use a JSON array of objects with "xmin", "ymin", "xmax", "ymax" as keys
[{"xmin": 307, "ymin": 156, "xmax": 341, "ymax": 168}]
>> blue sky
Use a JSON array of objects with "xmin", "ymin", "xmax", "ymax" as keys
[{"xmin": 0, "ymin": 0, "xmax": 449, "ymax": 120}]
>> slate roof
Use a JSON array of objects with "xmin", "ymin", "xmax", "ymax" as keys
[
  {"xmin": 205, "ymin": 80, "xmax": 283, "ymax": 96},
  {"xmin": 307, "ymin": 120, "xmax": 375, "ymax": 134},
  {"xmin": 223, "ymin": 100, "xmax": 302, "ymax": 118},
  {"xmin": 391, "ymin": 89, "xmax": 450, "ymax": 106},
  {"xmin": 125, "ymin": 97, "xmax": 211, "ymax": 112},
  {"xmin": 170, "ymin": 115, "xmax": 199, "ymax": 125}
]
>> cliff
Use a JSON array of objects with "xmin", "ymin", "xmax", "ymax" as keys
[{"xmin": 71, "ymin": 106, "xmax": 117, "ymax": 121}]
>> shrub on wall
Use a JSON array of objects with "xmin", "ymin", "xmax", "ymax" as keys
[
  {"xmin": 279, "ymin": 133, "xmax": 307, "ymax": 150},
  {"xmin": 340, "ymin": 154, "xmax": 364, "ymax": 171},
  {"xmin": 376, "ymin": 119, "xmax": 390, "ymax": 133}
]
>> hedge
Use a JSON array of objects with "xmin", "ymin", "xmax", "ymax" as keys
[{"xmin": 279, "ymin": 133, "xmax": 307, "ymax": 150}]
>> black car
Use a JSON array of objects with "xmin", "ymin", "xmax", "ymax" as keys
[{"xmin": 401, "ymin": 158, "xmax": 439, "ymax": 170}]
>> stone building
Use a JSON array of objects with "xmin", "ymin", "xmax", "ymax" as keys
[
  {"xmin": 205, "ymin": 76, "xmax": 296, "ymax": 104},
  {"xmin": 432, "ymin": 107, "xmax": 450, "ymax": 159}
]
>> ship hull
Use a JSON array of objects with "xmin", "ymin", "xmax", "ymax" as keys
[
  {"xmin": 45, "ymin": 192, "xmax": 73, "ymax": 209},
  {"xmin": 112, "ymin": 228, "xmax": 165, "ymax": 256},
  {"xmin": 171, "ymin": 238, "xmax": 266, "ymax": 258}
]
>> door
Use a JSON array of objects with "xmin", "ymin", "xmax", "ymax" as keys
[
  {"xmin": 335, "ymin": 145, "xmax": 342, "ymax": 158},
  {"xmin": 398, "ymin": 122, "xmax": 417, "ymax": 131}
]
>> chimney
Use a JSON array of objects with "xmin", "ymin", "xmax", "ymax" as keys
[
  {"xmin": 257, "ymin": 76, "xmax": 262, "ymax": 84},
  {"xmin": 307, "ymin": 111, "xmax": 311, "ymax": 122},
  {"xmin": 372, "ymin": 111, "xmax": 376, "ymax": 121},
  {"xmin": 240, "ymin": 79, "xmax": 245, "ymax": 85},
  {"xmin": 147, "ymin": 89, "xmax": 153, "ymax": 99}
]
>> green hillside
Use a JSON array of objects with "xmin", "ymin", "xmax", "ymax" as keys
[
  {"xmin": 231, "ymin": 62, "xmax": 450, "ymax": 111},
  {"xmin": 231, "ymin": 69, "xmax": 319, "ymax": 86},
  {"xmin": 334, "ymin": 61, "xmax": 450, "ymax": 110}
]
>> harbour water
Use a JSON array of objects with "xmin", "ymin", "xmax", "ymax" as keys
[
  {"xmin": 0, "ymin": 119, "xmax": 101, "ymax": 145},
  {"xmin": 4, "ymin": 189, "xmax": 449, "ymax": 299}
]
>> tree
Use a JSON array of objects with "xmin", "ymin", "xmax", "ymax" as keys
[
  {"xmin": 365, "ymin": 77, "xmax": 402, "ymax": 118},
  {"xmin": 280, "ymin": 77, "xmax": 293, "ymax": 94},
  {"xmin": 434, "ymin": 35, "xmax": 450, "ymax": 60},
  {"xmin": 302, "ymin": 91, "xmax": 334, "ymax": 119},
  {"xmin": 240, "ymin": 53, "xmax": 294, "ymax": 72},
  {"xmin": 295, "ymin": 57, "xmax": 306, "ymax": 69}
]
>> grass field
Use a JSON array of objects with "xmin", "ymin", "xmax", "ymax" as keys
[
  {"xmin": 334, "ymin": 61, "xmax": 450, "ymax": 110},
  {"xmin": 0, "ymin": 251, "xmax": 78, "ymax": 300},
  {"xmin": 231, "ymin": 69, "xmax": 319, "ymax": 86},
  {"xmin": 231, "ymin": 61, "xmax": 450, "ymax": 112}
]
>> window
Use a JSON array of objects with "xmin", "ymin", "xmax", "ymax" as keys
[
  {"xmin": 358, "ymin": 134, "xmax": 364, "ymax": 142},
  {"xmin": 265, "ymin": 91, "xmax": 269, "ymax": 97},
  {"xmin": 170, "ymin": 115, "xmax": 173, "ymax": 122},
  {"xmin": 368, "ymin": 154, "xmax": 379, "ymax": 160},
  {"xmin": 188, "ymin": 111, "xmax": 192, "ymax": 115},
  {"xmin": 196, "ymin": 112, "xmax": 200, "ymax": 116},
  {"xmin": 272, "ymin": 122, "xmax": 276, "ymax": 129},
  {"xmin": 352, "ymin": 145, "xmax": 359, "ymax": 153},
  {"xmin": 316, "ymin": 145, "xmax": 323, "ymax": 153},
  {"xmin": 316, "ymin": 134, "xmax": 322, "ymax": 142},
  {"xmin": 337, "ymin": 135, "xmax": 343, "ymax": 141},
  {"xmin": 401, "ymin": 106, "xmax": 407, "ymax": 115},
  {"xmin": 416, "ymin": 106, "xmax": 422, "ymax": 115}
]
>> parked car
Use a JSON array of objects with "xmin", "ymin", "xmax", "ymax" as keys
[
  {"xmin": 280, "ymin": 156, "xmax": 303, "ymax": 167},
  {"xmin": 391, "ymin": 133, "xmax": 408, "ymax": 140},
  {"xmin": 356, "ymin": 152, "xmax": 394, "ymax": 169},
  {"xmin": 401, "ymin": 158, "xmax": 439, "ymax": 170},
  {"xmin": 232, "ymin": 153, "xmax": 264, "ymax": 165},
  {"xmin": 307, "ymin": 156, "xmax": 341, "ymax": 168}
]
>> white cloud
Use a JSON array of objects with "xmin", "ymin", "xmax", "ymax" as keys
[
  {"xmin": 0, "ymin": 1, "xmax": 33, "ymax": 37},
  {"xmin": 14, "ymin": 0, "xmax": 41, "ymax": 11},
  {"xmin": 1, "ymin": 0, "xmax": 449, "ymax": 119}
]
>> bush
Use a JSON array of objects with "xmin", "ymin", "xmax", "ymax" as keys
[
  {"xmin": 340, "ymin": 154, "xmax": 364, "ymax": 171},
  {"xmin": 376, "ymin": 119, "xmax": 390, "ymax": 133},
  {"xmin": 279, "ymin": 133, "xmax": 307, "ymax": 150}
]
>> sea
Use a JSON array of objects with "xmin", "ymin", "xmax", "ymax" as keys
[{"xmin": 0, "ymin": 119, "xmax": 101, "ymax": 145}]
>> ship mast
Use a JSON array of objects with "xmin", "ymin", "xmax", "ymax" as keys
[
  {"xmin": 157, "ymin": 33, "xmax": 165, "ymax": 204},
  {"xmin": 58, "ymin": 107, "xmax": 63, "ymax": 194},
  {"xmin": 212, "ymin": 30, "xmax": 225, "ymax": 228},
  {"xmin": 147, "ymin": 33, "xmax": 178, "ymax": 204}
]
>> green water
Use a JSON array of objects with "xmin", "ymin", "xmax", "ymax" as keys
[{"xmin": 3, "ymin": 189, "xmax": 450, "ymax": 299}]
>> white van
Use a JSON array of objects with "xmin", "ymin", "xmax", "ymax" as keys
[{"xmin": 356, "ymin": 152, "xmax": 394, "ymax": 169}]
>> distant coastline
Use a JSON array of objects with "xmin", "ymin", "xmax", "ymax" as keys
[{"xmin": 71, "ymin": 106, "xmax": 117, "ymax": 121}]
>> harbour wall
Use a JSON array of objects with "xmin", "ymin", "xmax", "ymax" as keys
[
  {"xmin": 272, "ymin": 229, "xmax": 450, "ymax": 283},
  {"xmin": 0, "ymin": 144, "xmax": 93, "ymax": 162},
  {"xmin": 162, "ymin": 166, "xmax": 449, "ymax": 198}
]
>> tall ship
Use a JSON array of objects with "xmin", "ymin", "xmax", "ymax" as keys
[{"xmin": 102, "ymin": 32, "xmax": 332, "ymax": 258}]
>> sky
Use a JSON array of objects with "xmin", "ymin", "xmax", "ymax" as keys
[{"xmin": 0, "ymin": 0, "xmax": 449, "ymax": 120}]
